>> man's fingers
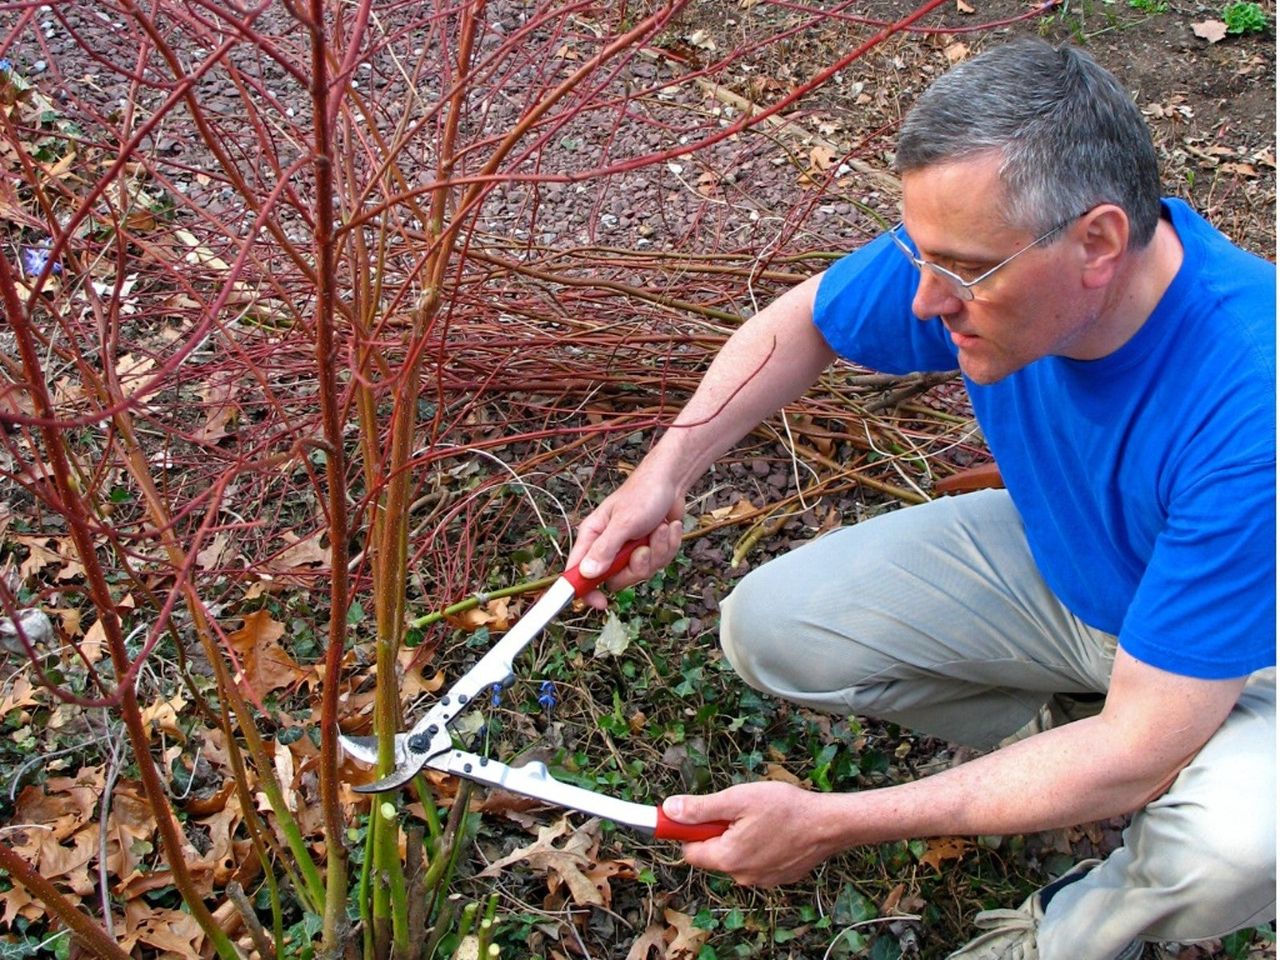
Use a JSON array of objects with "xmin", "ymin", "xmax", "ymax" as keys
[
  {"xmin": 663, "ymin": 792, "xmax": 736, "ymax": 827},
  {"xmin": 576, "ymin": 517, "xmax": 682, "ymax": 586}
]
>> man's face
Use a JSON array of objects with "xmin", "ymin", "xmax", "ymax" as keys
[{"xmin": 900, "ymin": 155, "xmax": 1101, "ymax": 385}]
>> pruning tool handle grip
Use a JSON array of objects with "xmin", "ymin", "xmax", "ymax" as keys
[
  {"xmin": 564, "ymin": 537, "xmax": 646, "ymax": 598},
  {"xmin": 654, "ymin": 808, "xmax": 730, "ymax": 842}
]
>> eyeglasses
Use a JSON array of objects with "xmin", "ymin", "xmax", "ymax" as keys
[{"xmin": 888, "ymin": 215, "xmax": 1079, "ymax": 302}]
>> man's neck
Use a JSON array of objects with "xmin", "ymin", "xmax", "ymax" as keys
[{"xmin": 1092, "ymin": 216, "xmax": 1185, "ymax": 357}]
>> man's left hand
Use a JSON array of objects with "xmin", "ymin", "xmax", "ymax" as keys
[{"xmin": 662, "ymin": 782, "xmax": 847, "ymax": 887}]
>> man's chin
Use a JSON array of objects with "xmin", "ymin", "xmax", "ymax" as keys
[{"xmin": 958, "ymin": 352, "xmax": 1015, "ymax": 386}]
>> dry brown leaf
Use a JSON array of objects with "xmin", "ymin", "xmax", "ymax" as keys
[
  {"xmin": 0, "ymin": 675, "xmax": 40, "ymax": 715},
  {"xmin": 702, "ymin": 499, "xmax": 756, "ymax": 525},
  {"xmin": 625, "ymin": 923, "xmax": 669, "ymax": 960},
  {"xmin": 195, "ymin": 375, "xmax": 240, "ymax": 444},
  {"xmin": 54, "ymin": 605, "xmax": 82, "ymax": 637},
  {"xmin": 446, "ymin": 596, "xmax": 513, "ymax": 633},
  {"xmin": 479, "ymin": 817, "xmax": 618, "ymax": 907},
  {"xmin": 12, "ymin": 769, "xmax": 102, "ymax": 848},
  {"xmin": 80, "ymin": 617, "xmax": 107, "ymax": 665},
  {"xmin": 32, "ymin": 825, "xmax": 98, "ymax": 894},
  {"xmin": 762, "ymin": 762, "xmax": 807, "ymax": 787},
  {"xmin": 809, "ymin": 145, "xmax": 837, "ymax": 171},
  {"xmin": 0, "ymin": 880, "xmax": 41, "ymax": 924},
  {"xmin": 956, "ymin": 0, "xmax": 975, "ymax": 11},
  {"xmin": 918, "ymin": 836, "xmax": 973, "ymax": 871},
  {"xmin": 1220, "ymin": 161, "xmax": 1258, "ymax": 178},
  {"xmin": 1191, "ymin": 19, "xmax": 1228, "ymax": 42},
  {"xmin": 139, "ymin": 693, "xmax": 188, "ymax": 742},
  {"xmin": 227, "ymin": 609, "xmax": 306, "ymax": 699},
  {"xmin": 944, "ymin": 41, "xmax": 970, "ymax": 63},
  {"xmin": 14, "ymin": 535, "xmax": 59, "ymax": 579},
  {"xmin": 664, "ymin": 908, "xmax": 711, "ymax": 959},
  {"xmin": 121, "ymin": 903, "xmax": 206, "ymax": 956},
  {"xmin": 396, "ymin": 647, "xmax": 446, "ymax": 698},
  {"xmin": 269, "ymin": 532, "xmax": 330, "ymax": 572},
  {"xmin": 196, "ymin": 531, "xmax": 231, "ymax": 570}
]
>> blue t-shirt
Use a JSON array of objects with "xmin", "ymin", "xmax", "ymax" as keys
[{"xmin": 813, "ymin": 199, "xmax": 1276, "ymax": 680}]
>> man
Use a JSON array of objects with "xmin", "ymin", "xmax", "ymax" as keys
[{"xmin": 564, "ymin": 38, "xmax": 1276, "ymax": 960}]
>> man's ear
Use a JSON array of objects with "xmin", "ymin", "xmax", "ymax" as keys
[{"xmin": 1078, "ymin": 205, "xmax": 1129, "ymax": 290}]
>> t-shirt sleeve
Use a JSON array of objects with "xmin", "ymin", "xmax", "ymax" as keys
[
  {"xmin": 1118, "ymin": 457, "xmax": 1277, "ymax": 678},
  {"xmin": 813, "ymin": 232, "xmax": 959, "ymax": 374}
]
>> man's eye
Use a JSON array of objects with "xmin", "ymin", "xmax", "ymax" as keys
[{"xmin": 951, "ymin": 263, "xmax": 989, "ymax": 282}]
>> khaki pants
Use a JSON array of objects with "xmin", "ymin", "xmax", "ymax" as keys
[{"xmin": 720, "ymin": 489, "xmax": 1275, "ymax": 960}]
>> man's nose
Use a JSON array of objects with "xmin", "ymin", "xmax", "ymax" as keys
[{"xmin": 911, "ymin": 269, "xmax": 964, "ymax": 320}]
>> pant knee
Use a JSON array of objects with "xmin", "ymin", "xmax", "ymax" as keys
[{"xmin": 719, "ymin": 567, "xmax": 798, "ymax": 696}]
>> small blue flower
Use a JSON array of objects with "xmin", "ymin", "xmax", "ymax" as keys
[
  {"xmin": 537, "ymin": 680, "xmax": 556, "ymax": 712},
  {"xmin": 0, "ymin": 60, "xmax": 12, "ymax": 74},
  {"xmin": 20, "ymin": 242, "xmax": 61, "ymax": 278},
  {"xmin": 490, "ymin": 683, "xmax": 504, "ymax": 708}
]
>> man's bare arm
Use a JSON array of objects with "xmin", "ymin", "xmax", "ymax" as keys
[
  {"xmin": 568, "ymin": 274, "xmax": 836, "ymax": 597},
  {"xmin": 667, "ymin": 651, "xmax": 1247, "ymax": 886}
]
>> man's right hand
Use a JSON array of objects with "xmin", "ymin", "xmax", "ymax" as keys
[{"xmin": 566, "ymin": 470, "xmax": 685, "ymax": 610}]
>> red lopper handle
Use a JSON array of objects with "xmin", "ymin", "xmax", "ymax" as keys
[
  {"xmin": 563, "ymin": 537, "xmax": 647, "ymax": 598},
  {"xmin": 654, "ymin": 807, "xmax": 730, "ymax": 842}
]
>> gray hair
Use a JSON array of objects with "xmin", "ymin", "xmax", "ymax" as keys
[{"xmin": 894, "ymin": 39, "xmax": 1161, "ymax": 247}]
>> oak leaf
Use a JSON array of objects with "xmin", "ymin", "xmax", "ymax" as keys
[
  {"xmin": 479, "ymin": 817, "xmax": 619, "ymax": 907},
  {"xmin": 227, "ymin": 609, "xmax": 306, "ymax": 699},
  {"xmin": 625, "ymin": 924, "xmax": 669, "ymax": 960},
  {"xmin": 918, "ymin": 836, "xmax": 973, "ymax": 871},
  {"xmin": 664, "ymin": 908, "xmax": 711, "ymax": 958}
]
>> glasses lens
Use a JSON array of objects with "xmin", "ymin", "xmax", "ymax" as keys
[{"xmin": 923, "ymin": 263, "xmax": 973, "ymax": 301}]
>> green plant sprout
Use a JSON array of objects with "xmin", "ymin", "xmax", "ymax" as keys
[{"xmin": 1222, "ymin": 1, "xmax": 1269, "ymax": 32}]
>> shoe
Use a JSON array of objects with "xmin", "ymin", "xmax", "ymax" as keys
[{"xmin": 946, "ymin": 859, "xmax": 1142, "ymax": 960}]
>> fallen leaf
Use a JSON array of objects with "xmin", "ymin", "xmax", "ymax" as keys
[
  {"xmin": 1220, "ymin": 162, "xmax": 1258, "ymax": 178},
  {"xmin": 593, "ymin": 610, "xmax": 631, "ymax": 658},
  {"xmin": 446, "ymin": 596, "xmax": 512, "ymax": 633},
  {"xmin": 15, "ymin": 535, "xmax": 59, "ymax": 579},
  {"xmin": 269, "ymin": 532, "xmax": 330, "ymax": 573},
  {"xmin": 686, "ymin": 29, "xmax": 716, "ymax": 50},
  {"xmin": 479, "ymin": 817, "xmax": 618, "ymax": 907},
  {"xmin": 0, "ymin": 674, "xmax": 40, "ymax": 714},
  {"xmin": 227, "ymin": 609, "xmax": 306, "ymax": 699},
  {"xmin": 397, "ymin": 646, "xmax": 447, "ymax": 698},
  {"xmin": 196, "ymin": 532, "xmax": 231, "ymax": 570},
  {"xmin": 139, "ymin": 693, "xmax": 187, "ymax": 742},
  {"xmin": 625, "ymin": 924, "xmax": 668, "ymax": 960},
  {"xmin": 0, "ymin": 881, "xmax": 41, "ymax": 924},
  {"xmin": 664, "ymin": 908, "xmax": 711, "ymax": 959},
  {"xmin": 701, "ymin": 499, "xmax": 756, "ymax": 526},
  {"xmin": 944, "ymin": 41, "xmax": 970, "ymax": 63},
  {"xmin": 80, "ymin": 617, "xmax": 107, "ymax": 665},
  {"xmin": 1191, "ymin": 19, "xmax": 1228, "ymax": 42},
  {"xmin": 809, "ymin": 145, "xmax": 837, "ymax": 171},
  {"xmin": 918, "ymin": 836, "xmax": 973, "ymax": 871},
  {"xmin": 195, "ymin": 375, "xmax": 240, "ymax": 444},
  {"xmin": 122, "ymin": 903, "xmax": 206, "ymax": 956},
  {"xmin": 762, "ymin": 762, "xmax": 806, "ymax": 787},
  {"xmin": 956, "ymin": 0, "xmax": 975, "ymax": 11}
]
